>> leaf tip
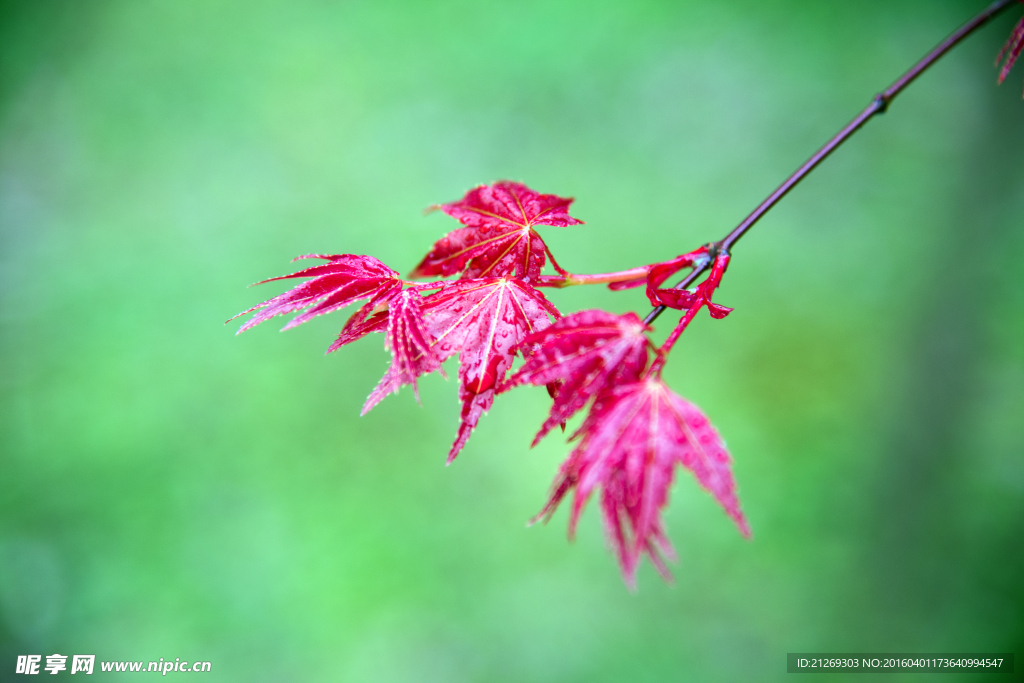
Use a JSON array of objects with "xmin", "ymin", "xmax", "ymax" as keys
[{"xmin": 737, "ymin": 518, "xmax": 753, "ymax": 540}]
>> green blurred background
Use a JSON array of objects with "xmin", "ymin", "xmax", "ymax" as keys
[{"xmin": 1, "ymin": 0, "xmax": 1022, "ymax": 680}]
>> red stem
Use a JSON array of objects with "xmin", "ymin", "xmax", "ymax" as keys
[
  {"xmin": 648, "ymin": 303, "xmax": 701, "ymax": 376},
  {"xmin": 535, "ymin": 265, "xmax": 652, "ymax": 288}
]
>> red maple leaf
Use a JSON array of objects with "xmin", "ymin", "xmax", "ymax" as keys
[
  {"xmin": 357, "ymin": 286, "xmax": 443, "ymax": 408},
  {"xmin": 234, "ymin": 255, "xmax": 561, "ymax": 462},
  {"xmin": 410, "ymin": 181, "xmax": 582, "ymax": 281},
  {"xmin": 363, "ymin": 277, "xmax": 561, "ymax": 462},
  {"xmin": 327, "ymin": 308, "xmax": 389, "ymax": 352},
  {"xmin": 504, "ymin": 309, "xmax": 652, "ymax": 446},
  {"xmin": 997, "ymin": 12, "xmax": 1024, "ymax": 95},
  {"xmin": 534, "ymin": 377, "xmax": 750, "ymax": 587},
  {"xmin": 233, "ymin": 253, "xmax": 443, "ymax": 404},
  {"xmin": 231, "ymin": 254, "xmax": 403, "ymax": 335}
]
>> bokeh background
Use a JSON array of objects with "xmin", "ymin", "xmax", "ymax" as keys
[{"xmin": 1, "ymin": 0, "xmax": 1022, "ymax": 680}]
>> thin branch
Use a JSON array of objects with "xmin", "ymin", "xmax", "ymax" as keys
[{"xmin": 644, "ymin": 0, "xmax": 1019, "ymax": 326}]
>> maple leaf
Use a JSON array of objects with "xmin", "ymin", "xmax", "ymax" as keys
[
  {"xmin": 504, "ymin": 309, "xmax": 652, "ymax": 446},
  {"xmin": 231, "ymin": 254, "xmax": 403, "ymax": 335},
  {"xmin": 359, "ymin": 286, "xmax": 443, "ymax": 412},
  {"xmin": 362, "ymin": 277, "xmax": 561, "ymax": 462},
  {"xmin": 997, "ymin": 12, "xmax": 1024, "ymax": 95},
  {"xmin": 233, "ymin": 253, "xmax": 443, "ymax": 408},
  {"xmin": 535, "ymin": 378, "xmax": 750, "ymax": 587},
  {"xmin": 327, "ymin": 307, "xmax": 389, "ymax": 352},
  {"xmin": 410, "ymin": 181, "xmax": 583, "ymax": 281}
]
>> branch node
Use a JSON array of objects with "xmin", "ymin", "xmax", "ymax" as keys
[{"xmin": 873, "ymin": 92, "xmax": 890, "ymax": 114}]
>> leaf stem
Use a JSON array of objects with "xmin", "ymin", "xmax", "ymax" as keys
[
  {"xmin": 644, "ymin": 0, "xmax": 1018, "ymax": 327},
  {"xmin": 535, "ymin": 265, "xmax": 653, "ymax": 288},
  {"xmin": 648, "ymin": 303, "xmax": 701, "ymax": 376}
]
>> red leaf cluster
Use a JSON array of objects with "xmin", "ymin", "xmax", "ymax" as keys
[
  {"xmin": 511, "ymin": 307, "xmax": 747, "ymax": 584},
  {"xmin": 366, "ymin": 277, "xmax": 560, "ymax": 463},
  {"xmin": 234, "ymin": 183, "xmax": 576, "ymax": 463},
  {"xmin": 233, "ymin": 182, "xmax": 749, "ymax": 587},
  {"xmin": 534, "ymin": 378, "xmax": 749, "ymax": 587}
]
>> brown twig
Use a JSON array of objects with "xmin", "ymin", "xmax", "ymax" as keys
[{"xmin": 643, "ymin": 0, "xmax": 1019, "ymax": 327}]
